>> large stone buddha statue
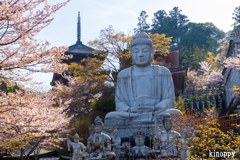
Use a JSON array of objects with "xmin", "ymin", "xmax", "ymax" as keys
[{"xmin": 105, "ymin": 33, "xmax": 181, "ymax": 123}]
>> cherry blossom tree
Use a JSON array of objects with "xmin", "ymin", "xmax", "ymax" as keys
[
  {"xmin": 0, "ymin": 0, "xmax": 74, "ymax": 158},
  {"xmin": 0, "ymin": 0, "xmax": 71, "ymax": 84},
  {"xmin": 0, "ymin": 89, "xmax": 72, "ymax": 157},
  {"xmin": 52, "ymin": 74, "xmax": 103, "ymax": 117},
  {"xmin": 185, "ymin": 61, "xmax": 223, "ymax": 93},
  {"xmin": 224, "ymin": 54, "xmax": 240, "ymax": 70},
  {"xmin": 199, "ymin": 61, "xmax": 224, "ymax": 88},
  {"xmin": 224, "ymin": 54, "xmax": 240, "ymax": 98}
]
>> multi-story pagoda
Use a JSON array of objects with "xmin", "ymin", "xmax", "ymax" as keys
[{"xmin": 51, "ymin": 12, "xmax": 98, "ymax": 86}]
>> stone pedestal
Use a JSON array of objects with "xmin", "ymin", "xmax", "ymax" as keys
[{"xmin": 103, "ymin": 118, "xmax": 164, "ymax": 147}]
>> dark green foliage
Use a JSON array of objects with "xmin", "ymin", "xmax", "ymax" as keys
[
  {"xmin": 180, "ymin": 46, "xmax": 208, "ymax": 70},
  {"xmin": 137, "ymin": 6, "xmax": 227, "ymax": 70},
  {"xmin": 92, "ymin": 97, "xmax": 115, "ymax": 113},
  {"xmin": 90, "ymin": 96, "xmax": 115, "ymax": 122},
  {"xmin": 69, "ymin": 116, "xmax": 90, "ymax": 144},
  {"xmin": 204, "ymin": 22, "xmax": 225, "ymax": 54},
  {"xmin": 134, "ymin": 11, "xmax": 150, "ymax": 33},
  {"xmin": 180, "ymin": 23, "xmax": 213, "ymax": 49},
  {"xmin": 232, "ymin": 6, "xmax": 240, "ymax": 37},
  {"xmin": 149, "ymin": 7, "xmax": 219, "ymax": 52},
  {"xmin": 151, "ymin": 7, "xmax": 189, "ymax": 45},
  {"xmin": 151, "ymin": 10, "xmax": 169, "ymax": 34}
]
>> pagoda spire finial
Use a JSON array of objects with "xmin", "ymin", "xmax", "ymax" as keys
[{"xmin": 77, "ymin": 11, "xmax": 81, "ymax": 44}]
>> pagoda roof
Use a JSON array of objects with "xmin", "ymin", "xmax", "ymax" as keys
[
  {"xmin": 65, "ymin": 11, "xmax": 95, "ymax": 55},
  {"xmin": 66, "ymin": 41, "xmax": 94, "ymax": 55}
]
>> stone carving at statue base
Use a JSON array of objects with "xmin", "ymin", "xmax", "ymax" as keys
[
  {"xmin": 130, "ymin": 126, "xmax": 150, "ymax": 160},
  {"xmin": 111, "ymin": 129, "xmax": 124, "ymax": 160},
  {"xmin": 67, "ymin": 133, "xmax": 87, "ymax": 160},
  {"xmin": 149, "ymin": 113, "xmax": 182, "ymax": 160},
  {"xmin": 85, "ymin": 116, "xmax": 116, "ymax": 160}
]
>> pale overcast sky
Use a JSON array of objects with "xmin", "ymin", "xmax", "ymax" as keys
[{"xmin": 31, "ymin": 0, "xmax": 240, "ymax": 91}]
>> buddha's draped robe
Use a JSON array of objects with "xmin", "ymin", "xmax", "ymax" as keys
[{"xmin": 105, "ymin": 65, "xmax": 179, "ymax": 122}]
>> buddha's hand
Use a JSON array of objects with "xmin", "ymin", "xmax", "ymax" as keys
[
  {"xmin": 129, "ymin": 106, "xmax": 140, "ymax": 113},
  {"xmin": 138, "ymin": 105, "xmax": 156, "ymax": 112}
]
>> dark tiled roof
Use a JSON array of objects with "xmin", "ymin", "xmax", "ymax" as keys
[
  {"xmin": 66, "ymin": 41, "xmax": 94, "ymax": 55},
  {"xmin": 169, "ymin": 44, "xmax": 179, "ymax": 51},
  {"xmin": 170, "ymin": 66, "xmax": 188, "ymax": 72}
]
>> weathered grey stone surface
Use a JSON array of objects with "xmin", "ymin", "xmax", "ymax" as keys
[
  {"xmin": 104, "ymin": 32, "xmax": 181, "ymax": 124},
  {"xmin": 103, "ymin": 33, "xmax": 185, "ymax": 159},
  {"xmin": 67, "ymin": 133, "xmax": 87, "ymax": 160},
  {"xmin": 154, "ymin": 113, "xmax": 181, "ymax": 160},
  {"xmin": 223, "ymin": 39, "xmax": 240, "ymax": 113},
  {"xmin": 86, "ymin": 116, "xmax": 116, "ymax": 160},
  {"xmin": 104, "ymin": 119, "xmax": 163, "ymax": 140},
  {"xmin": 129, "ymin": 126, "xmax": 150, "ymax": 160},
  {"xmin": 111, "ymin": 129, "xmax": 123, "ymax": 160}
]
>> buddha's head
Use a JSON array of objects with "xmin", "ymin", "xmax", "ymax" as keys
[
  {"xmin": 162, "ymin": 113, "xmax": 172, "ymax": 131},
  {"xmin": 74, "ymin": 133, "xmax": 80, "ymax": 143},
  {"xmin": 94, "ymin": 116, "xmax": 104, "ymax": 133},
  {"xmin": 130, "ymin": 33, "xmax": 153, "ymax": 67}
]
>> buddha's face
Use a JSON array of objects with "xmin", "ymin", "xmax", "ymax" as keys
[
  {"xmin": 135, "ymin": 136, "xmax": 145, "ymax": 146},
  {"xmin": 163, "ymin": 119, "xmax": 172, "ymax": 131},
  {"xmin": 131, "ymin": 44, "xmax": 153, "ymax": 67},
  {"xmin": 94, "ymin": 124, "xmax": 103, "ymax": 133}
]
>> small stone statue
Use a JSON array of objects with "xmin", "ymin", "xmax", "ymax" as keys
[
  {"xmin": 130, "ymin": 126, "xmax": 149, "ymax": 160},
  {"xmin": 67, "ymin": 133, "xmax": 86, "ymax": 160},
  {"xmin": 111, "ymin": 129, "xmax": 123, "ymax": 160},
  {"xmin": 86, "ymin": 116, "xmax": 116, "ymax": 160},
  {"xmin": 156, "ymin": 113, "xmax": 181, "ymax": 160}
]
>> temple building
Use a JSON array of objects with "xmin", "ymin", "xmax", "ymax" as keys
[
  {"xmin": 51, "ymin": 12, "xmax": 98, "ymax": 86},
  {"xmin": 155, "ymin": 45, "xmax": 188, "ymax": 94},
  {"xmin": 222, "ymin": 39, "xmax": 240, "ymax": 115}
]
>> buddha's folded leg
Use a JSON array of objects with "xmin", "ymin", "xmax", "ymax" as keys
[
  {"xmin": 105, "ymin": 111, "xmax": 140, "ymax": 122},
  {"xmin": 156, "ymin": 109, "xmax": 182, "ymax": 117}
]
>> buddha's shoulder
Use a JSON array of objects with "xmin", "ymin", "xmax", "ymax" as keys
[
  {"xmin": 117, "ymin": 67, "xmax": 132, "ymax": 78},
  {"xmin": 152, "ymin": 65, "xmax": 171, "ymax": 75},
  {"xmin": 118, "ymin": 66, "xmax": 171, "ymax": 78}
]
